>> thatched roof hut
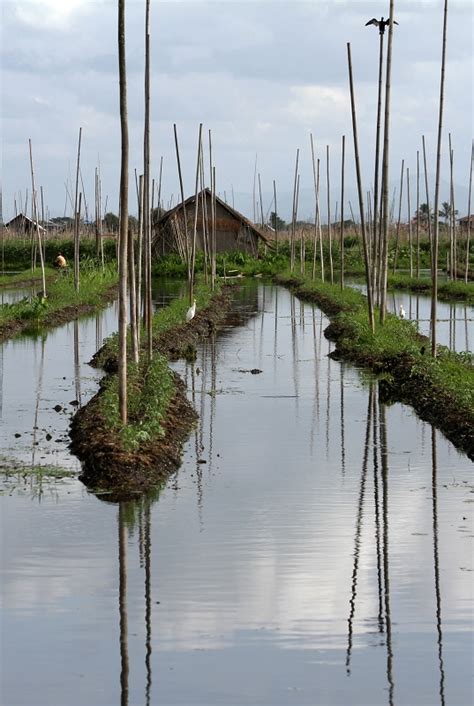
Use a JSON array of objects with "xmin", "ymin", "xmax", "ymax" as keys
[{"xmin": 153, "ymin": 189, "xmax": 270, "ymax": 257}]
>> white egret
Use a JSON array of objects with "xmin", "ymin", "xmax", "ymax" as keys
[
  {"xmin": 186, "ymin": 299, "xmax": 196, "ymax": 322},
  {"xmin": 399, "ymin": 304, "xmax": 406, "ymax": 319}
]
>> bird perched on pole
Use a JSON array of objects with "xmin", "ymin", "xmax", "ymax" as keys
[
  {"xmin": 186, "ymin": 299, "xmax": 196, "ymax": 322},
  {"xmin": 365, "ymin": 16, "xmax": 399, "ymax": 35},
  {"xmin": 399, "ymin": 304, "xmax": 406, "ymax": 319}
]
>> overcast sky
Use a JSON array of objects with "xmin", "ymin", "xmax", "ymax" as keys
[{"xmin": 2, "ymin": 0, "xmax": 473, "ymax": 222}]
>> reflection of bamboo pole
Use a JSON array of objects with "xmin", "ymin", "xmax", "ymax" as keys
[
  {"xmin": 144, "ymin": 499, "xmax": 152, "ymax": 706},
  {"xmin": 372, "ymin": 386, "xmax": 384, "ymax": 633},
  {"xmin": 118, "ymin": 504, "xmax": 129, "ymax": 706},
  {"xmin": 431, "ymin": 427, "xmax": 446, "ymax": 705},
  {"xmin": 346, "ymin": 385, "xmax": 372, "ymax": 674},
  {"xmin": 379, "ymin": 398, "xmax": 394, "ymax": 705}
]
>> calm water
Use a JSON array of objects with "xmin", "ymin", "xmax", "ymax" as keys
[{"xmin": 1, "ymin": 281, "xmax": 473, "ymax": 706}]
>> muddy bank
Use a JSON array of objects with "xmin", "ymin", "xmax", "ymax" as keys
[
  {"xmin": 70, "ymin": 287, "xmax": 235, "ymax": 495},
  {"xmin": 0, "ymin": 284, "xmax": 119, "ymax": 343},
  {"xmin": 70, "ymin": 373, "xmax": 197, "ymax": 499},
  {"xmin": 276, "ymin": 274, "xmax": 474, "ymax": 461}
]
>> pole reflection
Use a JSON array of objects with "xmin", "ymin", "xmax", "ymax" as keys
[
  {"xmin": 118, "ymin": 503, "xmax": 129, "ymax": 706},
  {"xmin": 431, "ymin": 426, "xmax": 446, "ymax": 706}
]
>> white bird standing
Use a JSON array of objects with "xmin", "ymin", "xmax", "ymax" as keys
[
  {"xmin": 186, "ymin": 299, "xmax": 196, "ymax": 322},
  {"xmin": 399, "ymin": 304, "xmax": 406, "ymax": 319}
]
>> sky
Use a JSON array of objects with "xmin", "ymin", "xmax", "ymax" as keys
[{"xmin": 1, "ymin": 0, "xmax": 473, "ymax": 223}]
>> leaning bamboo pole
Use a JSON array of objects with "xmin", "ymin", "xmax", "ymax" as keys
[
  {"xmin": 73, "ymin": 127, "xmax": 82, "ymax": 292},
  {"xmin": 173, "ymin": 124, "xmax": 190, "ymax": 276},
  {"xmin": 190, "ymin": 124, "xmax": 203, "ymax": 303},
  {"xmin": 379, "ymin": 1, "xmax": 395, "ymax": 324},
  {"xmin": 347, "ymin": 42, "xmax": 374, "ymax": 332},
  {"xmin": 465, "ymin": 141, "xmax": 473, "ymax": 283},
  {"xmin": 118, "ymin": 0, "xmax": 129, "ymax": 424},
  {"xmin": 431, "ymin": 0, "xmax": 449, "ymax": 357},
  {"xmin": 372, "ymin": 21, "xmax": 385, "ymax": 307}
]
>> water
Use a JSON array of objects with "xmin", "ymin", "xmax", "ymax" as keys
[
  {"xmin": 0, "ymin": 286, "xmax": 36, "ymax": 305},
  {"xmin": 1, "ymin": 281, "xmax": 472, "ymax": 706}
]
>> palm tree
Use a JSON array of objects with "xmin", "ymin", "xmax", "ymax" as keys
[{"xmin": 438, "ymin": 201, "xmax": 458, "ymax": 223}]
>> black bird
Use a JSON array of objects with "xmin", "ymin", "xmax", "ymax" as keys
[{"xmin": 365, "ymin": 16, "xmax": 399, "ymax": 34}]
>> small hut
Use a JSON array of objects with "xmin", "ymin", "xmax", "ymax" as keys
[
  {"xmin": 4, "ymin": 213, "xmax": 45, "ymax": 235},
  {"xmin": 153, "ymin": 189, "xmax": 270, "ymax": 257},
  {"xmin": 458, "ymin": 214, "xmax": 474, "ymax": 231}
]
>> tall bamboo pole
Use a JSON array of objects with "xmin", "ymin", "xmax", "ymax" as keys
[
  {"xmin": 340, "ymin": 134, "xmax": 346, "ymax": 290},
  {"xmin": 347, "ymin": 43, "xmax": 374, "ymax": 332},
  {"xmin": 379, "ymin": 1, "xmax": 395, "ymax": 324},
  {"xmin": 326, "ymin": 145, "xmax": 334, "ymax": 284},
  {"xmin": 407, "ymin": 166, "xmax": 413, "ymax": 278},
  {"xmin": 422, "ymin": 135, "xmax": 433, "ymax": 249},
  {"xmin": 431, "ymin": 0, "xmax": 449, "ymax": 357},
  {"xmin": 290, "ymin": 148, "xmax": 299, "ymax": 272},
  {"xmin": 392, "ymin": 159, "xmax": 404, "ymax": 273},
  {"xmin": 416, "ymin": 150, "xmax": 420, "ymax": 277},
  {"xmin": 173, "ymin": 124, "xmax": 190, "ymax": 276},
  {"xmin": 144, "ymin": 0, "xmax": 152, "ymax": 360},
  {"xmin": 190, "ymin": 124, "xmax": 203, "ymax": 303},
  {"xmin": 273, "ymin": 179, "xmax": 278, "ymax": 253},
  {"xmin": 118, "ymin": 0, "xmax": 129, "ymax": 424},
  {"xmin": 372, "ymin": 22, "xmax": 385, "ymax": 305},
  {"xmin": 258, "ymin": 173, "xmax": 264, "ymax": 227},
  {"xmin": 448, "ymin": 134, "xmax": 456, "ymax": 280},
  {"xmin": 465, "ymin": 141, "xmax": 473, "ymax": 283},
  {"xmin": 73, "ymin": 127, "xmax": 82, "ymax": 292},
  {"xmin": 28, "ymin": 140, "xmax": 46, "ymax": 298}
]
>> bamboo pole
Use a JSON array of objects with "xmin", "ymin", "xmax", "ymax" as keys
[
  {"xmin": 465, "ymin": 141, "xmax": 473, "ymax": 283},
  {"xmin": 379, "ymin": 1, "xmax": 395, "ymax": 324},
  {"xmin": 144, "ymin": 0, "xmax": 152, "ymax": 360},
  {"xmin": 290, "ymin": 148, "xmax": 299, "ymax": 272},
  {"xmin": 347, "ymin": 42, "xmax": 374, "ymax": 332},
  {"xmin": 326, "ymin": 145, "xmax": 334, "ymax": 283},
  {"xmin": 190, "ymin": 124, "xmax": 203, "ymax": 303},
  {"xmin": 422, "ymin": 135, "xmax": 433, "ymax": 249},
  {"xmin": 431, "ymin": 0, "xmax": 449, "ymax": 357},
  {"xmin": 273, "ymin": 179, "xmax": 278, "ymax": 253},
  {"xmin": 118, "ymin": 0, "xmax": 129, "ymax": 424},
  {"xmin": 340, "ymin": 134, "xmax": 346, "ymax": 290},
  {"xmin": 392, "ymin": 159, "xmax": 404, "ymax": 273},
  {"xmin": 372, "ymin": 22, "xmax": 385, "ymax": 308},
  {"xmin": 73, "ymin": 128, "xmax": 82, "ymax": 292},
  {"xmin": 258, "ymin": 173, "xmax": 264, "ymax": 227},
  {"xmin": 310, "ymin": 133, "xmax": 318, "ymax": 280},
  {"xmin": 173, "ymin": 124, "xmax": 190, "ymax": 275},
  {"xmin": 448, "ymin": 134, "xmax": 456, "ymax": 280},
  {"xmin": 407, "ymin": 166, "xmax": 413, "ymax": 278},
  {"xmin": 416, "ymin": 150, "xmax": 420, "ymax": 278},
  {"xmin": 28, "ymin": 140, "xmax": 46, "ymax": 298},
  {"xmin": 209, "ymin": 130, "xmax": 216, "ymax": 289}
]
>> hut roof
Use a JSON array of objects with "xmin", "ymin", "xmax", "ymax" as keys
[
  {"xmin": 4, "ymin": 213, "xmax": 46, "ymax": 232},
  {"xmin": 158, "ymin": 189, "xmax": 271, "ymax": 245}
]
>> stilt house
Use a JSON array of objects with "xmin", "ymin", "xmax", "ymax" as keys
[{"xmin": 153, "ymin": 189, "xmax": 269, "ymax": 257}]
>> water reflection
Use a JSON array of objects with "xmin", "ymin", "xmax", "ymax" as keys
[{"xmin": 1, "ymin": 282, "xmax": 472, "ymax": 706}]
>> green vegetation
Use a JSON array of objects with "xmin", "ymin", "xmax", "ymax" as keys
[
  {"xmin": 0, "ymin": 267, "xmax": 55, "ymax": 288},
  {"xmin": 387, "ymin": 274, "xmax": 474, "ymax": 303},
  {"xmin": 100, "ymin": 353, "xmax": 175, "ymax": 451},
  {"xmin": 0, "ymin": 263, "xmax": 118, "ymax": 331},
  {"xmin": 1, "ymin": 237, "xmax": 117, "ymax": 271}
]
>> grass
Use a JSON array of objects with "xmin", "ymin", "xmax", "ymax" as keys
[
  {"xmin": 0, "ymin": 267, "xmax": 56, "ymax": 287},
  {"xmin": 0, "ymin": 262, "xmax": 118, "ymax": 330},
  {"xmin": 387, "ymin": 273, "xmax": 474, "ymax": 303},
  {"xmin": 1, "ymin": 237, "xmax": 117, "ymax": 271},
  {"xmin": 100, "ymin": 353, "xmax": 175, "ymax": 451}
]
